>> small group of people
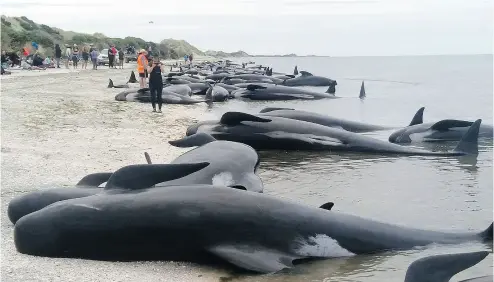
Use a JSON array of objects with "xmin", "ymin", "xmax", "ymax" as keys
[
  {"xmin": 108, "ymin": 45, "xmax": 124, "ymax": 69},
  {"xmin": 183, "ymin": 53, "xmax": 194, "ymax": 64},
  {"xmin": 136, "ymin": 49, "xmax": 163, "ymax": 113}
]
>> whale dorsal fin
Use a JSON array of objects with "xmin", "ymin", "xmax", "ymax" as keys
[
  {"xmin": 220, "ymin": 112, "xmax": 272, "ymax": 126},
  {"xmin": 128, "ymin": 71, "xmax": 137, "ymax": 83},
  {"xmin": 431, "ymin": 119, "xmax": 475, "ymax": 131},
  {"xmin": 319, "ymin": 202, "xmax": 334, "ymax": 210},
  {"xmin": 169, "ymin": 133, "xmax": 217, "ymax": 148},
  {"xmin": 453, "ymin": 119, "xmax": 481, "ymax": 155},
  {"xmin": 359, "ymin": 81, "xmax": 366, "ymax": 99},
  {"xmin": 208, "ymin": 244, "xmax": 301, "ymax": 273},
  {"xmin": 259, "ymin": 107, "xmax": 295, "ymax": 113},
  {"xmin": 105, "ymin": 163, "xmax": 209, "ymax": 190},
  {"xmin": 293, "ymin": 65, "xmax": 298, "ymax": 75},
  {"xmin": 404, "ymin": 251, "xmax": 489, "ymax": 282},
  {"xmin": 108, "ymin": 79, "xmax": 114, "ymax": 88},
  {"xmin": 246, "ymin": 84, "xmax": 267, "ymax": 91},
  {"xmin": 300, "ymin": 71, "xmax": 313, "ymax": 77},
  {"xmin": 409, "ymin": 107, "xmax": 425, "ymax": 126}
]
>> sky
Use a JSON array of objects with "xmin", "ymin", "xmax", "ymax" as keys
[{"xmin": 2, "ymin": 0, "xmax": 493, "ymax": 56}]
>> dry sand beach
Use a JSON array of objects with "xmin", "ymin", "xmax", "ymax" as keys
[{"xmin": 1, "ymin": 62, "xmax": 231, "ymax": 282}]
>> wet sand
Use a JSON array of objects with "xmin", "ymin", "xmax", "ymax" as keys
[{"xmin": 1, "ymin": 64, "xmax": 229, "ymax": 282}]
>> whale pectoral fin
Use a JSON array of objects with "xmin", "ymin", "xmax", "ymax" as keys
[
  {"xmin": 263, "ymin": 132, "xmax": 345, "ymax": 146},
  {"xmin": 259, "ymin": 107, "xmax": 295, "ymax": 113},
  {"xmin": 431, "ymin": 119, "xmax": 474, "ymax": 131},
  {"xmin": 76, "ymin": 172, "xmax": 114, "ymax": 187},
  {"xmin": 319, "ymin": 202, "xmax": 334, "ymax": 210},
  {"xmin": 105, "ymin": 163, "xmax": 210, "ymax": 190},
  {"xmin": 220, "ymin": 112, "xmax": 272, "ymax": 126},
  {"xmin": 208, "ymin": 244, "xmax": 300, "ymax": 274},
  {"xmin": 409, "ymin": 107, "xmax": 425, "ymax": 126},
  {"xmin": 404, "ymin": 251, "xmax": 489, "ymax": 282},
  {"xmin": 169, "ymin": 133, "xmax": 217, "ymax": 148},
  {"xmin": 246, "ymin": 84, "xmax": 268, "ymax": 91}
]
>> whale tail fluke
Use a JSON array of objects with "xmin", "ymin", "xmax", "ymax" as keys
[
  {"xmin": 325, "ymin": 81, "xmax": 337, "ymax": 94},
  {"xmin": 108, "ymin": 79, "xmax": 114, "ymax": 88},
  {"xmin": 105, "ymin": 162, "xmax": 210, "ymax": 190},
  {"xmin": 359, "ymin": 81, "xmax": 366, "ymax": 99},
  {"xmin": 480, "ymin": 223, "xmax": 493, "ymax": 241},
  {"xmin": 453, "ymin": 119, "xmax": 481, "ymax": 155},
  {"xmin": 169, "ymin": 133, "xmax": 217, "ymax": 148},
  {"xmin": 404, "ymin": 251, "xmax": 490, "ymax": 282}
]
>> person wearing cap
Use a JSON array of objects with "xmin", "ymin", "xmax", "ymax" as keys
[
  {"xmin": 147, "ymin": 57, "xmax": 163, "ymax": 113},
  {"xmin": 137, "ymin": 49, "xmax": 149, "ymax": 89}
]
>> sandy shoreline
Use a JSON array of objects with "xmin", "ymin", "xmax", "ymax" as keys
[{"xmin": 1, "ymin": 61, "xmax": 232, "ymax": 282}]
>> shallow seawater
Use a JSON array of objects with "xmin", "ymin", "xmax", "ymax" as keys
[{"xmin": 195, "ymin": 55, "xmax": 494, "ymax": 281}]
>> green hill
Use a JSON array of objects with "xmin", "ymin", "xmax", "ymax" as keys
[{"xmin": 0, "ymin": 15, "xmax": 250, "ymax": 59}]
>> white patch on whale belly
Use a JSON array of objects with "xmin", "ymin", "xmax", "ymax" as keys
[
  {"xmin": 72, "ymin": 203, "xmax": 101, "ymax": 211},
  {"xmin": 98, "ymin": 182, "xmax": 107, "ymax": 188},
  {"xmin": 212, "ymin": 171, "xmax": 234, "ymax": 186},
  {"xmin": 293, "ymin": 234, "xmax": 355, "ymax": 258},
  {"xmin": 410, "ymin": 131, "xmax": 430, "ymax": 142}
]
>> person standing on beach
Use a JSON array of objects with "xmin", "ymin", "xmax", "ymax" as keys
[
  {"xmin": 184, "ymin": 54, "xmax": 188, "ymax": 64},
  {"xmin": 148, "ymin": 57, "xmax": 163, "ymax": 113},
  {"xmin": 90, "ymin": 48, "xmax": 98, "ymax": 70},
  {"xmin": 108, "ymin": 45, "xmax": 114, "ymax": 68},
  {"xmin": 71, "ymin": 44, "xmax": 79, "ymax": 69},
  {"xmin": 189, "ymin": 53, "xmax": 193, "ymax": 64},
  {"xmin": 137, "ymin": 49, "xmax": 148, "ymax": 89},
  {"xmin": 118, "ymin": 48, "xmax": 124, "ymax": 69},
  {"xmin": 64, "ymin": 45, "xmax": 71, "ymax": 68},
  {"xmin": 54, "ymin": 44, "xmax": 62, "ymax": 68},
  {"xmin": 81, "ymin": 46, "xmax": 89, "ymax": 69}
]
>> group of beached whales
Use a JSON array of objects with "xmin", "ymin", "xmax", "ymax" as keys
[
  {"xmin": 8, "ymin": 105, "xmax": 494, "ymax": 279},
  {"xmin": 111, "ymin": 61, "xmax": 341, "ymax": 104},
  {"xmin": 7, "ymin": 60, "xmax": 493, "ymax": 279}
]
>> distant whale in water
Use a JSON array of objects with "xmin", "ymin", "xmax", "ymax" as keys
[
  {"xmin": 282, "ymin": 71, "xmax": 338, "ymax": 92},
  {"xmin": 404, "ymin": 251, "xmax": 492, "ymax": 282},
  {"xmin": 186, "ymin": 111, "xmax": 482, "ymax": 156},
  {"xmin": 13, "ymin": 184, "xmax": 493, "ymax": 273},
  {"xmin": 389, "ymin": 107, "xmax": 494, "ymax": 143}
]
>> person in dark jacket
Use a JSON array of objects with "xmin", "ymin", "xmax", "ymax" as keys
[
  {"xmin": 54, "ymin": 44, "xmax": 62, "ymax": 68},
  {"xmin": 147, "ymin": 58, "xmax": 163, "ymax": 113}
]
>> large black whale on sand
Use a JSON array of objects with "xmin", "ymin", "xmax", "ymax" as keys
[
  {"xmin": 115, "ymin": 88, "xmax": 205, "ymax": 104},
  {"xmin": 7, "ymin": 133, "xmax": 263, "ymax": 224},
  {"xmin": 184, "ymin": 112, "xmax": 482, "ymax": 156},
  {"xmin": 14, "ymin": 183, "xmax": 493, "ymax": 273}
]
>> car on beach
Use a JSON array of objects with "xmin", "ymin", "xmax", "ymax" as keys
[{"xmin": 97, "ymin": 49, "xmax": 110, "ymax": 66}]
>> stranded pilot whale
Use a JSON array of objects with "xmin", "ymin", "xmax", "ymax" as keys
[
  {"xmin": 14, "ymin": 184, "xmax": 493, "ymax": 273},
  {"xmin": 7, "ymin": 163, "xmax": 210, "ymax": 224},
  {"xmin": 259, "ymin": 107, "xmax": 394, "ymax": 132},
  {"xmin": 186, "ymin": 112, "xmax": 481, "ymax": 156},
  {"xmin": 389, "ymin": 107, "xmax": 494, "ymax": 143}
]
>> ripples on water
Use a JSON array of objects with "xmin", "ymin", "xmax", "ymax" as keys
[{"xmin": 201, "ymin": 55, "xmax": 493, "ymax": 281}]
